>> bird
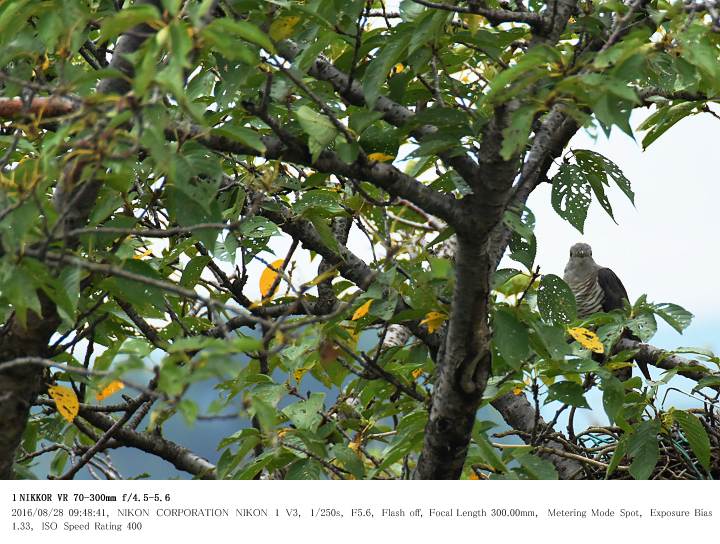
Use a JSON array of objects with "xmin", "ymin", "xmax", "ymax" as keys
[{"xmin": 563, "ymin": 242, "xmax": 651, "ymax": 381}]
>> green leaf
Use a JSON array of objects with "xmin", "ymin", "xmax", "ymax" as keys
[
  {"xmin": 218, "ymin": 428, "xmax": 260, "ymax": 451},
  {"xmin": 211, "ymin": 125, "xmax": 266, "ymax": 153},
  {"xmin": 250, "ymin": 396, "xmax": 278, "ymax": 434},
  {"xmin": 1, "ymin": 262, "xmax": 41, "ymax": 329},
  {"xmin": 501, "ymin": 104, "xmax": 537, "ymax": 160},
  {"xmin": 378, "ymin": 411, "xmax": 426, "ymax": 471},
  {"xmin": 532, "ymin": 323, "xmax": 572, "ymax": 360},
  {"xmin": 204, "ymin": 18, "xmax": 275, "ymax": 54},
  {"xmin": 484, "ymin": 45, "xmax": 560, "ymax": 104},
  {"xmin": 102, "ymin": 259, "xmax": 167, "ymax": 312},
  {"xmin": 492, "ymin": 309, "xmax": 530, "ymax": 370},
  {"xmin": 504, "ymin": 207, "xmax": 536, "ymax": 270},
  {"xmin": 627, "ymin": 313, "xmax": 657, "ymax": 343},
  {"xmin": 295, "ymin": 105, "xmax": 338, "ymax": 161},
  {"xmin": 362, "ymin": 36, "xmax": 409, "ymax": 108},
  {"xmin": 408, "ymin": 10, "xmax": 449, "ymax": 54},
  {"xmin": 98, "ymin": 4, "xmax": 161, "ymax": 45},
  {"xmin": 234, "ymin": 451, "xmax": 275, "ymax": 480},
  {"xmin": 551, "ymin": 164, "xmax": 591, "ymax": 232},
  {"xmin": 674, "ymin": 410, "xmax": 711, "ymax": 472},
  {"xmin": 601, "ymin": 375, "xmax": 624, "ymax": 424},
  {"xmin": 180, "ymin": 256, "xmax": 211, "ymax": 288},
  {"xmin": 473, "ymin": 433, "xmax": 507, "ymax": 473},
  {"xmin": 399, "ymin": 0, "xmax": 426, "ymax": 21},
  {"xmin": 331, "ymin": 444, "xmax": 365, "ymax": 479},
  {"xmin": 537, "ymin": 274, "xmax": 577, "ymax": 325},
  {"xmin": 593, "ymin": 93, "xmax": 634, "ymax": 137},
  {"xmin": 515, "ymin": 453, "xmax": 558, "ymax": 480},
  {"xmin": 626, "ymin": 420, "xmax": 660, "ymax": 480},
  {"xmin": 545, "ymin": 381, "xmax": 590, "ymax": 408},
  {"xmin": 52, "ymin": 266, "xmax": 80, "ymax": 325},
  {"xmin": 551, "ymin": 149, "xmax": 633, "ymax": 230},
  {"xmin": 679, "ymin": 23, "xmax": 719, "ymax": 81},
  {"xmin": 639, "ymin": 102, "xmax": 698, "ymax": 149},
  {"xmin": 573, "ymin": 149, "xmax": 634, "ymax": 205},
  {"xmin": 285, "ymin": 459, "xmax": 323, "ymax": 480},
  {"xmin": 304, "ymin": 210, "xmax": 340, "ymax": 254},
  {"xmin": 240, "ymin": 216, "xmax": 280, "ymax": 239},
  {"xmin": 203, "ymin": 30, "xmax": 258, "ymax": 64},
  {"xmin": 282, "ymin": 393, "xmax": 325, "ymax": 432},
  {"xmin": 0, "ymin": 1, "xmax": 31, "ymax": 38},
  {"xmin": 177, "ymin": 399, "xmax": 198, "ymax": 426},
  {"xmin": 606, "ymin": 436, "xmax": 627, "ymax": 478},
  {"xmin": 694, "ymin": 376, "xmax": 720, "ymax": 391},
  {"xmin": 652, "ymin": 303, "xmax": 693, "ymax": 333}
]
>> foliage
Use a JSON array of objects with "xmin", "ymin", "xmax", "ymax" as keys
[{"xmin": 0, "ymin": 0, "xmax": 718, "ymax": 480}]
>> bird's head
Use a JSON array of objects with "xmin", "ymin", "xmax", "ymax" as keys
[{"xmin": 569, "ymin": 242, "xmax": 593, "ymax": 260}]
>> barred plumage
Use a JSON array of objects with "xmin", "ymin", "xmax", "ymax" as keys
[{"xmin": 566, "ymin": 273, "xmax": 605, "ymax": 317}]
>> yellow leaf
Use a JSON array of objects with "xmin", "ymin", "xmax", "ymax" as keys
[
  {"xmin": 293, "ymin": 367, "xmax": 308, "ymax": 383},
  {"xmin": 352, "ymin": 300, "xmax": 373, "ymax": 320},
  {"xmin": 259, "ymin": 258, "xmax": 285, "ymax": 298},
  {"xmin": 95, "ymin": 380, "xmax": 124, "ymax": 401},
  {"xmin": 269, "ymin": 16, "xmax": 300, "ymax": 41},
  {"xmin": 469, "ymin": 471, "xmax": 480, "ymax": 480},
  {"xmin": 512, "ymin": 385, "xmax": 524, "ymax": 396},
  {"xmin": 133, "ymin": 248, "xmax": 153, "ymax": 260},
  {"xmin": 348, "ymin": 435, "xmax": 362, "ymax": 452},
  {"xmin": 393, "ymin": 63, "xmax": 404, "ymax": 73},
  {"xmin": 567, "ymin": 327, "xmax": 604, "ymax": 354},
  {"xmin": 419, "ymin": 311, "xmax": 447, "ymax": 333},
  {"xmin": 367, "ymin": 152, "xmax": 395, "ymax": 162},
  {"xmin": 48, "ymin": 385, "xmax": 79, "ymax": 423},
  {"xmin": 411, "ymin": 368, "xmax": 424, "ymax": 380}
]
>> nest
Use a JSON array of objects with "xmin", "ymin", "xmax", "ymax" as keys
[{"xmin": 563, "ymin": 417, "xmax": 719, "ymax": 480}]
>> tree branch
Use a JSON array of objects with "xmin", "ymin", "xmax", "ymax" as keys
[
  {"xmin": 410, "ymin": 0, "xmax": 544, "ymax": 27},
  {"xmin": 79, "ymin": 409, "xmax": 217, "ymax": 479},
  {"xmin": 616, "ymin": 339, "xmax": 720, "ymax": 391}
]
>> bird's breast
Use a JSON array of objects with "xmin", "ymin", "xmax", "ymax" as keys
[{"xmin": 566, "ymin": 274, "xmax": 605, "ymax": 318}]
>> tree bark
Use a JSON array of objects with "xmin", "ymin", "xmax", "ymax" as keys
[{"xmin": 415, "ymin": 236, "xmax": 493, "ymax": 479}]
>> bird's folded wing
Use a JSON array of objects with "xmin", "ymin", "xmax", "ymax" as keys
[{"xmin": 597, "ymin": 267, "xmax": 630, "ymax": 312}]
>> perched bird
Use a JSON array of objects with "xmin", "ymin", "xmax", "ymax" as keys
[{"xmin": 563, "ymin": 242, "xmax": 650, "ymax": 381}]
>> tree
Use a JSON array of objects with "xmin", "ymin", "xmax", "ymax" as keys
[{"xmin": 0, "ymin": 0, "xmax": 718, "ymax": 481}]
